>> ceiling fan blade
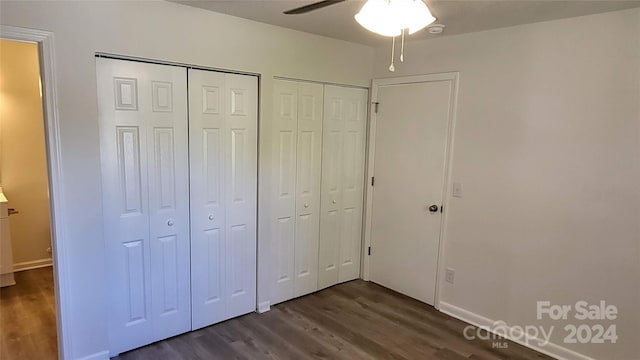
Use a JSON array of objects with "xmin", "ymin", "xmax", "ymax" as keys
[{"xmin": 283, "ymin": 0, "xmax": 346, "ymax": 15}]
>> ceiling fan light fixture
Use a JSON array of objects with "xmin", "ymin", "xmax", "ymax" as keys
[
  {"xmin": 355, "ymin": 0, "xmax": 437, "ymax": 72},
  {"xmin": 355, "ymin": 0, "xmax": 400, "ymax": 36},
  {"xmin": 354, "ymin": 0, "xmax": 436, "ymax": 37},
  {"xmin": 406, "ymin": 0, "xmax": 436, "ymax": 34}
]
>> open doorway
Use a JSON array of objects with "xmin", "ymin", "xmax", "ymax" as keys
[{"xmin": 0, "ymin": 38, "xmax": 58, "ymax": 358}]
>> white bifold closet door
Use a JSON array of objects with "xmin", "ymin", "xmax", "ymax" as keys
[
  {"xmin": 318, "ymin": 85, "xmax": 368, "ymax": 289},
  {"xmin": 271, "ymin": 79, "xmax": 323, "ymax": 304},
  {"xmin": 98, "ymin": 58, "xmax": 258, "ymax": 354},
  {"xmin": 97, "ymin": 58, "xmax": 191, "ymax": 354},
  {"xmin": 188, "ymin": 69, "xmax": 258, "ymax": 330}
]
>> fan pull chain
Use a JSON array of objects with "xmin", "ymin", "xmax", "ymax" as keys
[
  {"xmin": 400, "ymin": 28, "xmax": 405, "ymax": 63},
  {"xmin": 389, "ymin": 36, "xmax": 396, "ymax": 72}
]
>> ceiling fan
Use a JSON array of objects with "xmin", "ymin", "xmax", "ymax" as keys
[
  {"xmin": 283, "ymin": 0, "xmax": 346, "ymax": 15},
  {"xmin": 284, "ymin": 0, "xmax": 439, "ymax": 73}
]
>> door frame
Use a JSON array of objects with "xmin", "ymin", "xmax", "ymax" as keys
[
  {"xmin": 361, "ymin": 72, "xmax": 459, "ymax": 309},
  {"xmin": 1, "ymin": 25, "xmax": 71, "ymax": 359}
]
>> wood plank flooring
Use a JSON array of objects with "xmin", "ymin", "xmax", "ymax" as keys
[
  {"xmin": 116, "ymin": 281, "xmax": 552, "ymax": 360},
  {"xmin": 0, "ymin": 268, "xmax": 552, "ymax": 360},
  {"xmin": 0, "ymin": 267, "xmax": 58, "ymax": 359}
]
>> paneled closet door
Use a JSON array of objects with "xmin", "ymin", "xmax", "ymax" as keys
[
  {"xmin": 271, "ymin": 79, "xmax": 323, "ymax": 304},
  {"xmin": 271, "ymin": 80, "xmax": 298, "ymax": 304},
  {"xmin": 188, "ymin": 69, "xmax": 258, "ymax": 330},
  {"xmin": 293, "ymin": 83, "xmax": 323, "ymax": 297},
  {"xmin": 318, "ymin": 85, "xmax": 368, "ymax": 289},
  {"xmin": 97, "ymin": 58, "xmax": 190, "ymax": 355}
]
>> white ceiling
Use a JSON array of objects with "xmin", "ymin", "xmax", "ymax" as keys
[{"xmin": 170, "ymin": 0, "xmax": 640, "ymax": 46}]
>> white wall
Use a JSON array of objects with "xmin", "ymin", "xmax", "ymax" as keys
[
  {"xmin": 0, "ymin": 1, "xmax": 373, "ymax": 359},
  {"xmin": 0, "ymin": 39, "xmax": 52, "ymax": 268},
  {"xmin": 4, "ymin": 1, "xmax": 637, "ymax": 359},
  {"xmin": 373, "ymin": 9, "xmax": 640, "ymax": 360}
]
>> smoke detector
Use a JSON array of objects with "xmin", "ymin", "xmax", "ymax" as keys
[{"xmin": 427, "ymin": 24, "xmax": 445, "ymax": 34}]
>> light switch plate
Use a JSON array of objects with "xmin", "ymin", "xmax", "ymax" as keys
[
  {"xmin": 452, "ymin": 182, "xmax": 463, "ymax": 198},
  {"xmin": 445, "ymin": 268, "xmax": 456, "ymax": 284}
]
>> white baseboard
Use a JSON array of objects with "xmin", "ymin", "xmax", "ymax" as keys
[
  {"xmin": 438, "ymin": 302, "xmax": 596, "ymax": 360},
  {"xmin": 76, "ymin": 350, "xmax": 109, "ymax": 360},
  {"xmin": 13, "ymin": 258, "xmax": 53, "ymax": 272},
  {"xmin": 257, "ymin": 300, "xmax": 271, "ymax": 313},
  {"xmin": 0, "ymin": 273, "xmax": 16, "ymax": 287}
]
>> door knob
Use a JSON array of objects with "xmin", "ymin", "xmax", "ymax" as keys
[
  {"xmin": 304, "ymin": 203, "xmax": 309, "ymax": 208},
  {"xmin": 208, "ymin": 214, "xmax": 214, "ymax": 221},
  {"xmin": 167, "ymin": 219, "xmax": 174, "ymax": 226},
  {"xmin": 428, "ymin": 205, "xmax": 439, "ymax": 213}
]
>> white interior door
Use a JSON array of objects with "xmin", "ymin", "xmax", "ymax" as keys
[
  {"xmin": 271, "ymin": 80, "xmax": 298, "ymax": 304},
  {"xmin": 271, "ymin": 79, "xmax": 323, "ymax": 304},
  {"xmin": 293, "ymin": 83, "xmax": 323, "ymax": 297},
  {"xmin": 97, "ymin": 58, "xmax": 190, "ymax": 354},
  {"xmin": 318, "ymin": 85, "xmax": 368, "ymax": 289},
  {"xmin": 369, "ymin": 79, "xmax": 453, "ymax": 305},
  {"xmin": 188, "ymin": 69, "xmax": 226, "ymax": 329},
  {"xmin": 188, "ymin": 69, "xmax": 258, "ymax": 330},
  {"xmin": 223, "ymin": 72, "xmax": 258, "ymax": 319}
]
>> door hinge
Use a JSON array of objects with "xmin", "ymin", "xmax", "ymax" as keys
[
  {"xmin": 373, "ymin": 102, "xmax": 379, "ymax": 114},
  {"xmin": 440, "ymin": 205, "xmax": 444, "ymax": 213},
  {"xmin": 368, "ymin": 246, "xmax": 371, "ymax": 256},
  {"xmin": 371, "ymin": 177, "xmax": 375, "ymax": 186}
]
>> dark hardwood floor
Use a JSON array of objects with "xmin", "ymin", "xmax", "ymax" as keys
[
  {"xmin": 0, "ymin": 268, "xmax": 552, "ymax": 360},
  {"xmin": 0, "ymin": 267, "xmax": 58, "ymax": 360},
  {"xmin": 116, "ymin": 280, "xmax": 551, "ymax": 360}
]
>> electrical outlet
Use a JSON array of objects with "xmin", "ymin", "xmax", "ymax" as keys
[
  {"xmin": 445, "ymin": 268, "xmax": 456, "ymax": 284},
  {"xmin": 452, "ymin": 182, "xmax": 463, "ymax": 198}
]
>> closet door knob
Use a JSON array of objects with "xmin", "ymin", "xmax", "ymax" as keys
[
  {"xmin": 332, "ymin": 200, "xmax": 337, "ymax": 204},
  {"xmin": 304, "ymin": 203, "xmax": 309, "ymax": 208},
  {"xmin": 167, "ymin": 219, "xmax": 174, "ymax": 226},
  {"xmin": 208, "ymin": 214, "xmax": 215, "ymax": 221}
]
